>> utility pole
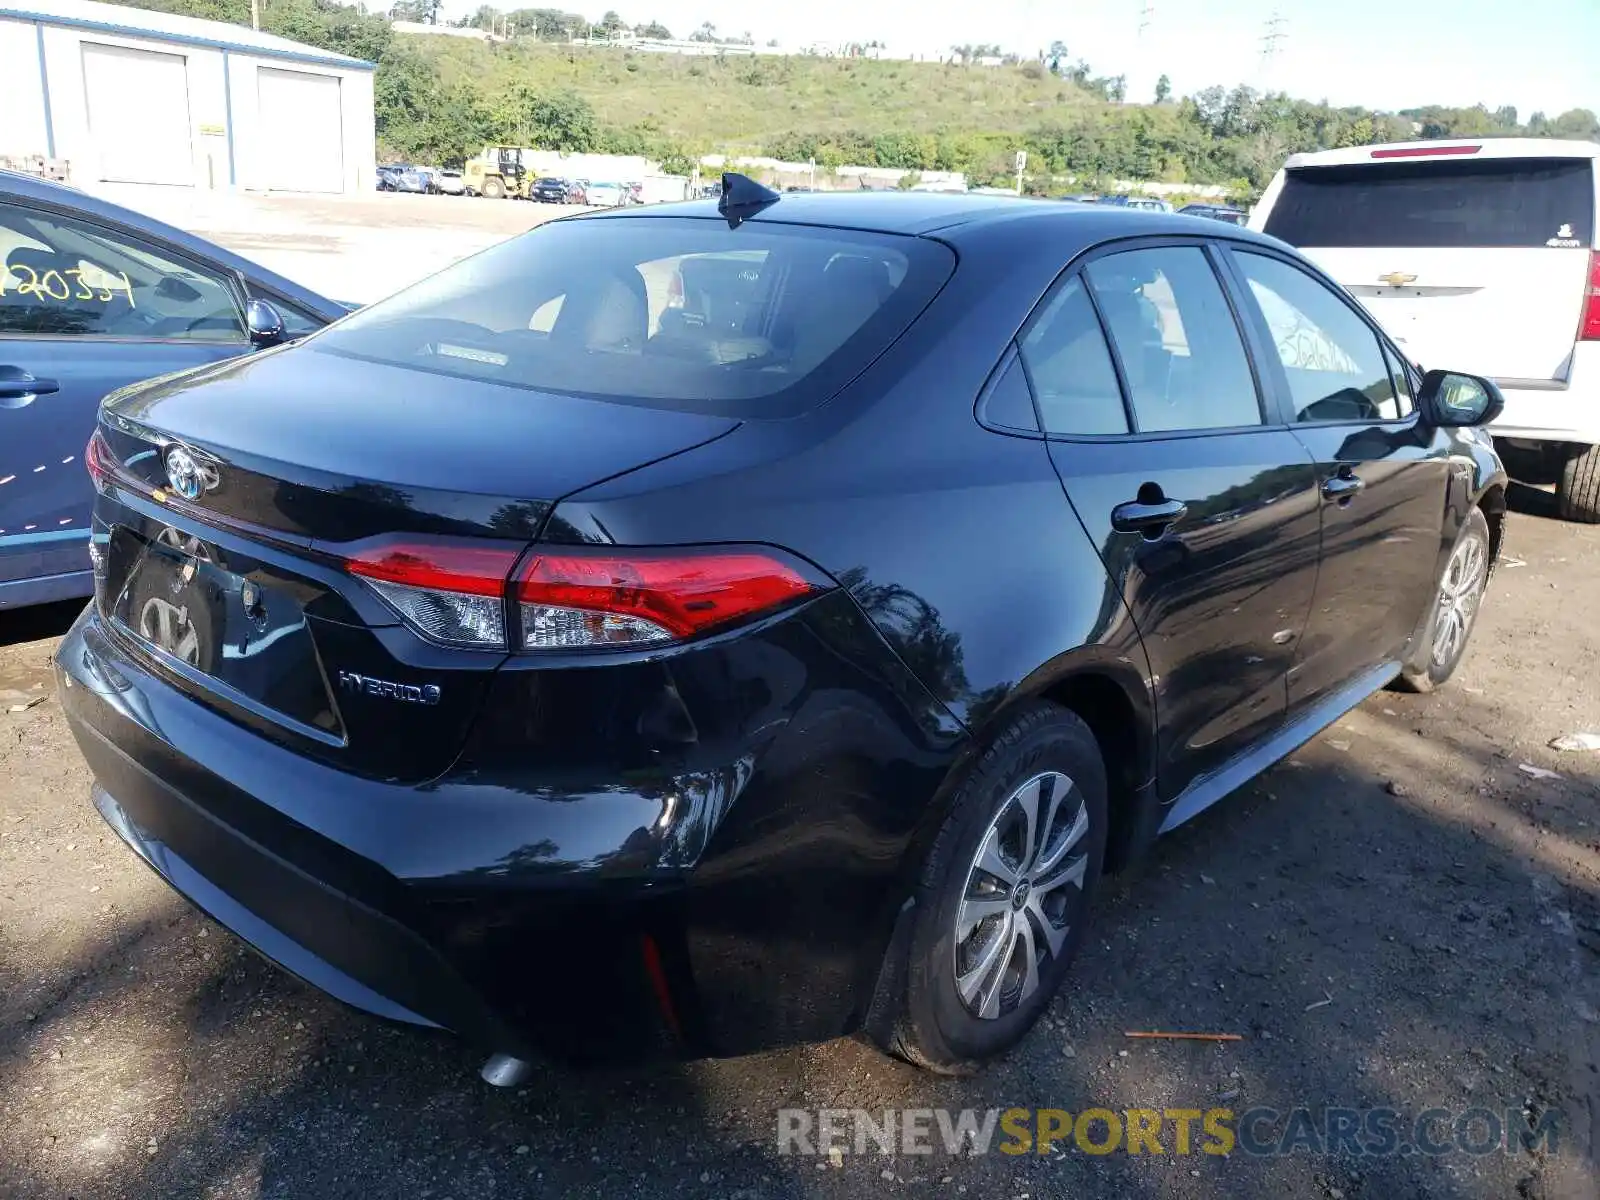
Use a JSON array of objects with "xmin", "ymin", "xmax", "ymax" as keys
[
  {"xmin": 1259, "ymin": 11, "xmax": 1287, "ymax": 91},
  {"xmin": 1129, "ymin": 2, "xmax": 1156, "ymax": 107},
  {"xmin": 250, "ymin": 0, "xmax": 259, "ymax": 32}
]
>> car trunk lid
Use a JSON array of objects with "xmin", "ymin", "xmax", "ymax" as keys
[{"xmin": 92, "ymin": 347, "xmax": 739, "ymax": 781}]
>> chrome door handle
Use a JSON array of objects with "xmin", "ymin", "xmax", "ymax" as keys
[
  {"xmin": 1321, "ymin": 472, "xmax": 1365, "ymax": 501},
  {"xmin": 0, "ymin": 366, "xmax": 59, "ymax": 409},
  {"xmin": 1111, "ymin": 497, "xmax": 1188, "ymax": 535}
]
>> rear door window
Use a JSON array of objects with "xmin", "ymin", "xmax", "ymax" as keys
[
  {"xmin": 313, "ymin": 217, "xmax": 954, "ymax": 416},
  {"xmin": 1083, "ymin": 246, "xmax": 1263, "ymax": 432},
  {"xmin": 1264, "ymin": 158, "xmax": 1596, "ymax": 248}
]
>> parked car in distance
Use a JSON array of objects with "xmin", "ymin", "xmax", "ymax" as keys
[
  {"xmin": 59, "ymin": 181, "xmax": 1508, "ymax": 1083},
  {"xmin": 378, "ymin": 164, "xmax": 428, "ymax": 194},
  {"xmin": 1251, "ymin": 138, "xmax": 1600, "ymax": 522},
  {"xmin": 566, "ymin": 179, "xmax": 589, "ymax": 205},
  {"xmin": 583, "ymin": 181, "xmax": 627, "ymax": 207},
  {"xmin": 531, "ymin": 177, "xmax": 571, "ymax": 204},
  {"xmin": 1103, "ymin": 194, "xmax": 1174, "ymax": 213},
  {"xmin": 0, "ymin": 169, "xmax": 345, "ymax": 609},
  {"xmin": 433, "ymin": 169, "xmax": 466, "ymax": 196},
  {"xmin": 1179, "ymin": 203, "xmax": 1248, "ymax": 225}
]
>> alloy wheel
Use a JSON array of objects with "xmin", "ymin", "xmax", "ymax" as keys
[
  {"xmin": 1432, "ymin": 532, "xmax": 1488, "ymax": 669},
  {"xmin": 953, "ymin": 771, "xmax": 1090, "ymax": 1020}
]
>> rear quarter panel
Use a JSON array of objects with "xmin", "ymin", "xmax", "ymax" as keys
[{"xmin": 542, "ymin": 216, "xmax": 1158, "ymax": 1047}]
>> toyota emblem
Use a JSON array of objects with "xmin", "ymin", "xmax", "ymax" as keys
[{"xmin": 164, "ymin": 445, "xmax": 218, "ymax": 501}]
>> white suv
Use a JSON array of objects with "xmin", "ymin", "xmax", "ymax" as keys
[{"xmin": 1251, "ymin": 139, "xmax": 1600, "ymax": 522}]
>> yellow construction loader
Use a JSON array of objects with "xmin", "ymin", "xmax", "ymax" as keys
[{"xmin": 463, "ymin": 146, "xmax": 529, "ymax": 199}]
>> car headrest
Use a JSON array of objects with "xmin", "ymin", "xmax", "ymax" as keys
[{"xmin": 821, "ymin": 255, "xmax": 892, "ymax": 302}]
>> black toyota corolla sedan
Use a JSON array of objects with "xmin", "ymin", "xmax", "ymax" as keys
[{"xmin": 57, "ymin": 178, "xmax": 1506, "ymax": 1079}]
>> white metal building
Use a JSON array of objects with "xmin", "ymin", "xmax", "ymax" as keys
[{"xmin": 0, "ymin": 0, "xmax": 375, "ymax": 193}]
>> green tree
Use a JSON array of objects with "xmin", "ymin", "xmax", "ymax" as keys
[
  {"xmin": 636, "ymin": 19, "xmax": 672, "ymax": 38},
  {"xmin": 494, "ymin": 86, "xmax": 596, "ymax": 150},
  {"xmin": 1550, "ymin": 108, "xmax": 1600, "ymax": 140},
  {"xmin": 388, "ymin": 0, "xmax": 440, "ymax": 22},
  {"xmin": 1154, "ymin": 74, "xmax": 1171, "ymax": 104}
]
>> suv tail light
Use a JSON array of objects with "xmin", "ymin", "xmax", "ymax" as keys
[
  {"xmin": 1582, "ymin": 251, "xmax": 1600, "ymax": 342},
  {"xmin": 344, "ymin": 538, "xmax": 828, "ymax": 651},
  {"xmin": 1370, "ymin": 144, "xmax": 1481, "ymax": 158}
]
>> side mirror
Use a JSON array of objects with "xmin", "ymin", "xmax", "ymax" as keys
[
  {"xmin": 245, "ymin": 298, "xmax": 286, "ymax": 348},
  {"xmin": 1418, "ymin": 369, "xmax": 1504, "ymax": 428}
]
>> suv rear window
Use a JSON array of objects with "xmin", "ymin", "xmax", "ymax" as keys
[
  {"xmin": 313, "ymin": 216, "xmax": 954, "ymax": 416},
  {"xmin": 1264, "ymin": 158, "xmax": 1596, "ymax": 248}
]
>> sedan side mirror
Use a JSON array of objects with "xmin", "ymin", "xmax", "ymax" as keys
[
  {"xmin": 1418, "ymin": 369, "xmax": 1504, "ymax": 428},
  {"xmin": 246, "ymin": 298, "xmax": 286, "ymax": 348}
]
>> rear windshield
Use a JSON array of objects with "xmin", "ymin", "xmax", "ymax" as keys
[
  {"xmin": 313, "ymin": 216, "xmax": 954, "ymax": 416},
  {"xmin": 1264, "ymin": 157, "xmax": 1596, "ymax": 248}
]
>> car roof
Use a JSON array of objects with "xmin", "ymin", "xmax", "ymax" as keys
[
  {"xmin": 1286, "ymin": 138, "xmax": 1600, "ymax": 170},
  {"xmin": 0, "ymin": 169, "xmax": 344, "ymax": 319},
  {"xmin": 583, "ymin": 190, "xmax": 1285, "ymax": 246}
]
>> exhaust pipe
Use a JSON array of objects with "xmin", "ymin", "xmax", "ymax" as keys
[{"xmin": 480, "ymin": 1052, "xmax": 535, "ymax": 1088}]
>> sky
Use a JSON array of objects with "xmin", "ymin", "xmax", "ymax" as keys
[{"xmin": 436, "ymin": 0, "xmax": 1598, "ymax": 118}]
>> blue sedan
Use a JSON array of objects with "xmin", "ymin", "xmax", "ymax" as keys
[{"xmin": 0, "ymin": 170, "xmax": 346, "ymax": 609}]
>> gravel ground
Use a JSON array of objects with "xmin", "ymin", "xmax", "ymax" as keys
[
  {"xmin": 1, "ymin": 494, "xmax": 1597, "ymax": 1200},
  {"xmin": 85, "ymin": 185, "xmax": 580, "ymax": 302}
]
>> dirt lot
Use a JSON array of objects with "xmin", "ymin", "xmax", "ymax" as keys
[
  {"xmin": 86, "ymin": 186, "xmax": 574, "ymax": 302},
  {"xmin": 1, "ymin": 490, "xmax": 1598, "ymax": 1200}
]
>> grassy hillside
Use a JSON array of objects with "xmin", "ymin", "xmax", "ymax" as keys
[
  {"xmin": 108, "ymin": 2, "xmax": 1600, "ymax": 194},
  {"xmin": 415, "ymin": 39, "xmax": 1098, "ymax": 151}
]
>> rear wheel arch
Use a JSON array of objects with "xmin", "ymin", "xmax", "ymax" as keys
[
  {"xmin": 1033, "ymin": 670, "xmax": 1156, "ymax": 875},
  {"xmin": 965, "ymin": 661, "xmax": 1157, "ymax": 877}
]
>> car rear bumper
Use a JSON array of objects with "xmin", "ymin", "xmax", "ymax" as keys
[
  {"xmin": 1490, "ymin": 347, "xmax": 1600, "ymax": 445},
  {"xmin": 55, "ymin": 590, "xmax": 962, "ymax": 1061},
  {"xmin": 56, "ymin": 610, "xmax": 687, "ymax": 1063}
]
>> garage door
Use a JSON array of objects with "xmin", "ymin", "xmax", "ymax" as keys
[
  {"xmin": 82, "ymin": 43, "xmax": 193, "ymax": 185},
  {"xmin": 256, "ymin": 67, "xmax": 344, "ymax": 193}
]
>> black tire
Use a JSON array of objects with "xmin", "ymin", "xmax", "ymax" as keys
[
  {"xmin": 1557, "ymin": 444, "xmax": 1600, "ymax": 524},
  {"xmin": 882, "ymin": 703, "xmax": 1108, "ymax": 1074},
  {"xmin": 482, "ymin": 177, "xmax": 506, "ymax": 200},
  {"xmin": 1394, "ymin": 506, "xmax": 1492, "ymax": 694}
]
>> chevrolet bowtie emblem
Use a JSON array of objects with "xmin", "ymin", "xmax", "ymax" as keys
[{"xmin": 1378, "ymin": 272, "xmax": 1418, "ymax": 287}]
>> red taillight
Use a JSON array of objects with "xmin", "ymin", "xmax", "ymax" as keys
[
  {"xmin": 1582, "ymin": 251, "xmax": 1600, "ymax": 342},
  {"xmin": 342, "ymin": 539, "xmax": 827, "ymax": 652},
  {"xmin": 345, "ymin": 539, "xmax": 522, "ymax": 597},
  {"xmin": 345, "ymin": 538, "xmax": 524, "ymax": 649},
  {"xmin": 1371, "ymin": 144, "xmax": 1481, "ymax": 159},
  {"xmin": 515, "ymin": 548, "xmax": 824, "ymax": 650},
  {"xmin": 85, "ymin": 430, "xmax": 112, "ymax": 490}
]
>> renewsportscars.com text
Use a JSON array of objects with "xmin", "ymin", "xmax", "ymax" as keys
[{"xmin": 776, "ymin": 1105, "xmax": 1562, "ymax": 1159}]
